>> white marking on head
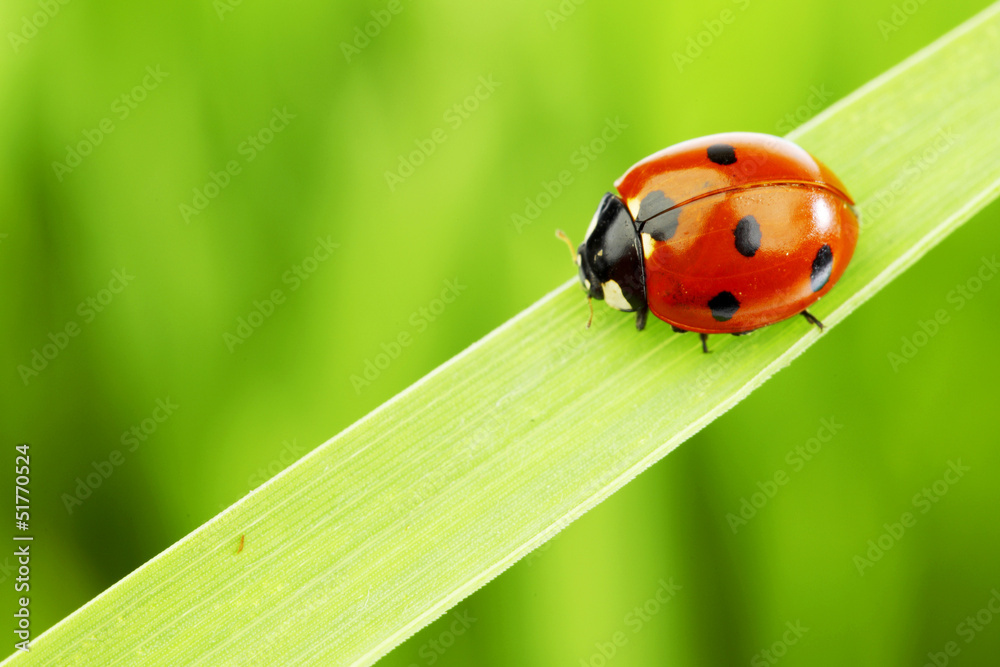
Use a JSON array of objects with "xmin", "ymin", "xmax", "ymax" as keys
[
  {"xmin": 583, "ymin": 278, "xmax": 591, "ymax": 290},
  {"xmin": 602, "ymin": 279, "xmax": 631, "ymax": 311}
]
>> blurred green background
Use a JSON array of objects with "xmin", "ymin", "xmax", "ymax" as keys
[{"xmin": 3, "ymin": 0, "xmax": 1000, "ymax": 664}]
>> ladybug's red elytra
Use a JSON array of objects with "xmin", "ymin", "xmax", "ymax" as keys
[{"xmin": 559, "ymin": 132, "xmax": 859, "ymax": 352}]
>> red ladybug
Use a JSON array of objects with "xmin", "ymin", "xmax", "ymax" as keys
[{"xmin": 559, "ymin": 132, "xmax": 859, "ymax": 352}]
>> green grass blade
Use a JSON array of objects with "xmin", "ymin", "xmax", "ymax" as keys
[{"xmin": 13, "ymin": 3, "xmax": 1000, "ymax": 665}]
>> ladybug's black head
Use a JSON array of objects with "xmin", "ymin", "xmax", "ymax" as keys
[{"xmin": 568, "ymin": 193, "xmax": 646, "ymax": 316}]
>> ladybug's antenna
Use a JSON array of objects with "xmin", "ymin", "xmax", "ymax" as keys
[
  {"xmin": 586, "ymin": 297, "xmax": 594, "ymax": 328},
  {"xmin": 555, "ymin": 229, "xmax": 577, "ymax": 263}
]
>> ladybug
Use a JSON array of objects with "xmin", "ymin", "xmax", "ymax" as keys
[{"xmin": 558, "ymin": 132, "xmax": 859, "ymax": 352}]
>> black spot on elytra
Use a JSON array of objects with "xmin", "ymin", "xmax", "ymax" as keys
[
  {"xmin": 637, "ymin": 190, "xmax": 674, "ymax": 221},
  {"xmin": 810, "ymin": 244, "xmax": 833, "ymax": 292},
  {"xmin": 733, "ymin": 215, "xmax": 761, "ymax": 257},
  {"xmin": 708, "ymin": 291, "xmax": 740, "ymax": 322},
  {"xmin": 707, "ymin": 143, "xmax": 737, "ymax": 165},
  {"xmin": 643, "ymin": 209, "xmax": 681, "ymax": 241}
]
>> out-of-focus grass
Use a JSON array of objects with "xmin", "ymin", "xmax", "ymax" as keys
[
  {"xmin": 3, "ymin": 0, "xmax": 1000, "ymax": 664},
  {"xmin": 7, "ymin": 3, "xmax": 1000, "ymax": 664}
]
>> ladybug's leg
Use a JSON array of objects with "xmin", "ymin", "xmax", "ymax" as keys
[
  {"xmin": 699, "ymin": 333, "xmax": 710, "ymax": 354},
  {"xmin": 634, "ymin": 306, "xmax": 648, "ymax": 331},
  {"xmin": 801, "ymin": 310, "xmax": 825, "ymax": 332}
]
